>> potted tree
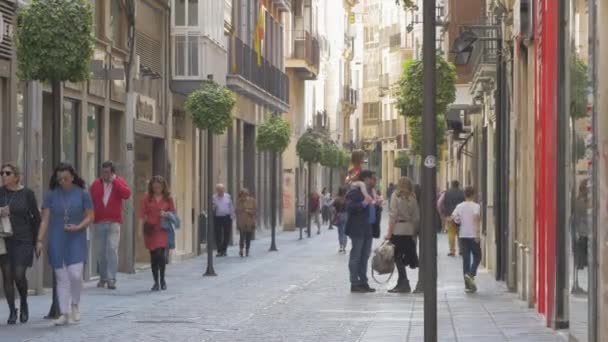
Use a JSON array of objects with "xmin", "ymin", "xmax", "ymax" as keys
[
  {"xmin": 256, "ymin": 114, "xmax": 291, "ymax": 251},
  {"xmin": 186, "ymin": 79, "xmax": 235, "ymax": 276},
  {"xmin": 296, "ymin": 130, "xmax": 323, "ymax": 237}
]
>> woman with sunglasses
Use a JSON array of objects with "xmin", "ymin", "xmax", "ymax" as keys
[
  {"xmin": 138, "ymin": 176, "xmax": 175, "ymax": 291},
  {"xmin": 0, "ymin": 163, "xmax": 41, "ymax": 324},
  {"xmin": 36, "ymin": 163, "xmax": 94, "ymax": 326}
]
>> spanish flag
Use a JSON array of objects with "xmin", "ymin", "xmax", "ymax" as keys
[{"xmin": 254, "ymin": 2, "xmax": 265, "ymax": 66}]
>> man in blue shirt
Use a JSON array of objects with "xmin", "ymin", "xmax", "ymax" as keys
[{"xmin": 345, "ymin": 170, "xmax": 376, "ymax": 293}]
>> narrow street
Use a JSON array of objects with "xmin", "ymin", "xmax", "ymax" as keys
[{"xmin": 6, "ymin": 224, "xmax": 564, "ymax": 342}]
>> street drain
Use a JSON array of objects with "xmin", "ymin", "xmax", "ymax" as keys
[{"xmin": 134, "ymin": 320, "xmax": 194, "ymax": 324}]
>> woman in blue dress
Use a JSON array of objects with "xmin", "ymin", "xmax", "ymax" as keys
[{"xmin": 35, "ymin": 163, "xmax": 94, "ymax": 326}]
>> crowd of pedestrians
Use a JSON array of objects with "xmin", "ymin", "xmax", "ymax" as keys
[{"xmin": 0, "ymin": 154, "xmax": 483, "ymax": 326}]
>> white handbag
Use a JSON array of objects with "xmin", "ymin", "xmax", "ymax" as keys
[{"xmin": 0, "ymin": 215, "xmax": 12, "ymax": 237}]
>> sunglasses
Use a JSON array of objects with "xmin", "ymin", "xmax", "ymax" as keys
[{"xmin": 0, "ymin": 171, "xmax": 13, "ymax": 176}]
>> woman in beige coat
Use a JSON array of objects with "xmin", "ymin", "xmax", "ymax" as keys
[
  {"xmin": 384, "ymin": 177, "xmax": 420, "ymax": 293},
  {"xmin": 236, "ymin": 189, "xmax": 257, "ymax": 257}
]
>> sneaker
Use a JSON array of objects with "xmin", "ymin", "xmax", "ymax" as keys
[
  {"xmin": 107, "ymin": 280, "xmax": 117, "ymax": 290},
  {"xmin": 71, "ymin": 304, "xmax": 80, "ymax": 322},
  {"xmin": 96, "ymin": 280, "xmax": 106, "ymax": 288},
  {"xmin": 53, "ymin": 314, "xmax": 69, "ymax": 326},
  {"xmin": 464, "ymin": 274, "xmax": 477, "ymax": 293}
]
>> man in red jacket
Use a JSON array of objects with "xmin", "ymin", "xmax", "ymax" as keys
[{"xmin": 89, "ymin": 161, "xmax": 131, "ymax": 290}]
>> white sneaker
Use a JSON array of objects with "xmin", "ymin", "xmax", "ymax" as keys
[
  {"xmin": 71, "ymin": 304, "xmax": 81, "ymax": 322},
  {"xmin": 54, "ymin": 314, "xmax": 69, "ymax": 326}
]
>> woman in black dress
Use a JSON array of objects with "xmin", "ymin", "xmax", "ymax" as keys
[{"xmin": 0, "ymin": 163, "xmax": 41, "ymax": 324}]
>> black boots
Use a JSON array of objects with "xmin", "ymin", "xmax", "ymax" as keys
[
  {"xmin": 388, "ymin": 280, "xmax": 411, "ymax": 293},
  {"xmin": 7, "ymin": 308, "xmax": 17, "ymax": 325},
  {"xmin": 20, "ymin": 302, "xmax": 28, "ymax": 323}
]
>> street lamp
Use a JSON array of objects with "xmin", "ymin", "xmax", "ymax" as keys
[{"xmin": 203, "ymin": 73, "xmax": 217, "ymax": 277}]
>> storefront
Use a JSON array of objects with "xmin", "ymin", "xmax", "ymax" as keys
[{"xmin": 561, "ymin": 0, "xmax": 597, "ymax": 340}]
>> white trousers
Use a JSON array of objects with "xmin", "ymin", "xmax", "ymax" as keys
[{"xmin": 55, "ymin": 262, "xmax": 84, "ymax": 315}]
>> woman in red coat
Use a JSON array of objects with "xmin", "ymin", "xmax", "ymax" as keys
[{"xmin": 138, "ymin": 176, "xmax": 175, "ymax": 291}]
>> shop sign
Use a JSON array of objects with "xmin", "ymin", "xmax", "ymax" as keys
[{"xmin": 136, "ymin": 94, "xmax": 156, "ymax": 123}]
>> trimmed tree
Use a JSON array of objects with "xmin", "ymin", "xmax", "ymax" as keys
[
  {"xmin": 185, "ymin": 80, "xmax": 235, "ymax": 276},
  {"xmin": 320, "ymin": 143, "xmax": 343, "ymax": 194},
  {"xmin": 256, "ymin": 114, "xmax": 291, "ymax": 251},
  {"xmin": 296, "ymin": 130, "xmax": 323, "ymax": 237},
  {"xmin": 16, "ymin": 0, "xmax": 94, "ymax": 319},
  {"xmin": 395, "ymin": 0, "xmax": 416, "ymax": 9},
  {"xmin": 186, "ymin": 80, "xmax": 236, "ymax": 135},
  {"xmin": 16, "ymin": 0, "xmax": 94, "ymax": 165},
  {"xmin": 398, "ymin": 56, "xmax": 455, "ymax": 156},
  {"xmin": 394, "ymin": 152, "xmax": 410, "ymax": 176},
  {"xmin": 296, "ymin": 130, "xmax": 323, "ymax": 164}
]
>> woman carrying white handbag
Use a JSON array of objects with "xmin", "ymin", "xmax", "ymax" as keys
[
  {"xmin": 0, "ymin": 163, "xmax": 41, "ymax": 325},
  {"xmin": 384, "ymin": 177, "xmax": 420, "ymax": 293}
]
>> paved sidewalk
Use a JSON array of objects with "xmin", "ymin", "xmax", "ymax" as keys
[{"xmin": 2, "ymin": 223, "xmax": 565, "ymax": 342}]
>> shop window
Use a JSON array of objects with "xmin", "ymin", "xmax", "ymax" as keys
[
  {"xmin": 86, "ymin": 104, "xmax": 103, "ymax": 183},
  {"xmin": 174, "ymin": 34, "xmax": 199, "ymax": 78},
  {"xmin": 62, "ymin": 99, "xmax": 80, "ymax": 168},
  {"xmin": 15, "ymin": 86, "xmax": 25, "ymax": 174}
]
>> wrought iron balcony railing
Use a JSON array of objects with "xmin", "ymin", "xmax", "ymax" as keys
[{"xmin": 228, "ymin": 36, "xmax": 289, "ymax": 103}]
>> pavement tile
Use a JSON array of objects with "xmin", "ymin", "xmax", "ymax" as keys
[{"xmin": 2, "ymin": 220, "xmax": 565, "ymax": 342}]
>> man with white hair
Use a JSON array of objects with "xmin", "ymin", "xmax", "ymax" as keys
[{"xmin": 212, "ymin": 184, "xmax": 234, "ymax": 257}]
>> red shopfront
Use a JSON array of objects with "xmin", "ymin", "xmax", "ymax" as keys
[{"xmin": 534, "ymin": 0, "xmax": 558, "ymax": 326}]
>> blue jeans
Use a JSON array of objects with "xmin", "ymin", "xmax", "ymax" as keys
[
  {"xmin": 337, "ymin": 213, "xmax": 348, "ymax": 247},
  {"xmin": 349, "ymin": 236, "xmax": 372, "ymax": 286},
  {"xmin": 460, "ymin": 238, "xmax": 482, "ymax": 277},
  {"xmin": 95, "ymin": 222, "xmax": 121, "ymax": 282}
]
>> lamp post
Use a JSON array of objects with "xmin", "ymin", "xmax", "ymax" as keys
[
  {"xmin": 203, "ymin": 74, "xmax": 217, "ymax": 277},
  {"xmin": 421, "ymin": 0, "xmax": 438, "ymax": 341}
]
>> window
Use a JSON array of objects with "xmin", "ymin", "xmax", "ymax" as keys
[
  {"xmin": 174, "ymin": 0, "xmax": 198, "ymax": 27},
  {"xmin": 62, "ymin": 100, "xmax": 80, "ymax": 167},
  {"xmin": 174, "ymin": 34, "xmax": 199, "ymax": 77},
  {"xmin": 110, "ymin": 0, "xmax": 124, "ymax": 48},
  {"xmin": 363, "ymin": 102, "xmax": 380, "ymax": 124}
]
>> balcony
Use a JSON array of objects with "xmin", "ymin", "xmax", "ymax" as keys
[
  {"xmin": 272, "ymin": 0, "xmax": 291, "ymax": 12},
  {"xmin": 470, "ymin": 39, "xmax": 498, "ymax": 98},
  {"xmin": 286, "ymin": 30, "xmax": 320, "ymax": 80},
  {"xmin": 342, "ymin": 86, "xmax": 358, "ymax": 106},
  {"xmin": 227, "ymin": 36, "xmax": 289, "ymax": 113}
]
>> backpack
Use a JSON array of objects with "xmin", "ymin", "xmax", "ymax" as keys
[{"xmin": 371, "ymin": 241, "xmax": 395, "ymax": 283}]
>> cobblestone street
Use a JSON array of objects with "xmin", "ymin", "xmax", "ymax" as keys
[{"xmin": 4, "ymin": 225, "xmax": 565, "ymax": 342}]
